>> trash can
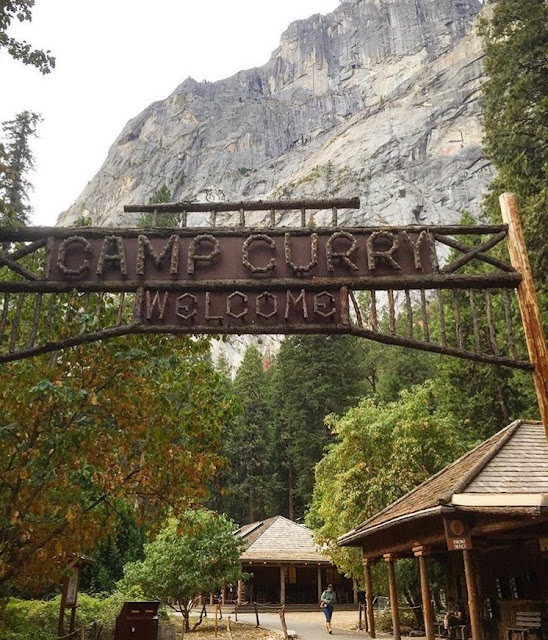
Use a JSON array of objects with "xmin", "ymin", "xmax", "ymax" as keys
[{"xmin": 114, "ymin": 601, "xmax": 160, "ymax": 640}]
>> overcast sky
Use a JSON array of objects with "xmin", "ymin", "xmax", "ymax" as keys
[{"xmin": 1, "ymin": 0, "xmax": 340, "ymax": 226}]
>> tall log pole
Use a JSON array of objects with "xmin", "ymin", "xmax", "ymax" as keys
[
  {"xmin": 500, "ymin": 192, "xmax": 548, "ymax": 437},
  {"xmin": 363, "ymin": 558, "xmax": 376, "ymax": 638},
  {"xmin": 317, "ymin": 565, "xmax": 323, "ymax": 603},
  {"xmin": 280, "ymin": 565, "xmax": 286, "ymax": 606},
  {"xmin": 413, "ymin": 546, "xmax": 435, "ymax": 640},
  {"xmin": 463, "ymin": 549, "xmax": 483, "ymax": 640},
  {"xmin": 384, "ymin": 554, "xmax": 401, "ymax": 640}
]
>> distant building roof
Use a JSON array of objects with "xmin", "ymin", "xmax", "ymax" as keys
[
  {"xmin": 339, "ymin": 420, "xmax": 548, "ymax": 546},
  {"xmin": 236, "ymin": 515, "xmax": 331, "ymax": 564}
]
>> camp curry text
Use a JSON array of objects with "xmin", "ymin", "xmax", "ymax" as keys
[{"xmin": 50, "ymin": 229, "xmax": 436, "ymax": 281}]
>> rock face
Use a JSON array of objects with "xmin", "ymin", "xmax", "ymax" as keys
[{"xmin": 59, "ymin": 0, "xmax": 492, "ymax": 230}]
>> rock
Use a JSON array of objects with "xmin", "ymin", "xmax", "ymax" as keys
[{"xmin": 58, "ymin": 0, "xmax": 492, "ymax": 230}]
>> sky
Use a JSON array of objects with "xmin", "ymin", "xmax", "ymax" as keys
[{"xmin": 1, "ymin": 0, "xmax": 340, "ymax": 226}]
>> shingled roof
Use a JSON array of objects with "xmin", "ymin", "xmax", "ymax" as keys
[
  {"xmin": 236, "ymin": 515, "xmax": 331, "ymax": 563},
  {"xmin": 338, "ymin": 420, "xmax": 548, "ymax": 546}
]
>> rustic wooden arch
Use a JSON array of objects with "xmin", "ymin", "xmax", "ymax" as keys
[{"xmin": 1, "ymin": 194, "xmax": 546, "ymax": 426}]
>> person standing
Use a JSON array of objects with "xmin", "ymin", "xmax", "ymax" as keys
[{"xmin": 320, "ymin": 583, "xmax": 336, "ymax": 634}]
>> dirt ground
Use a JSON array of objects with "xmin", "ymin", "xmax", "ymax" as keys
[{"xmin": 170, "ymin": 616, "xmax": 282, "ymax": 639}]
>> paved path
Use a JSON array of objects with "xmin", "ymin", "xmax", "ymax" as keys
[{"xmin": 236, "ymin": 611, "xmax": 365, "ymax": 639}]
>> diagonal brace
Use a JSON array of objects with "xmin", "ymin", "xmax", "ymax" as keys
[
  {"xmin": 437, "ymin": 231, "xmax": 514, "ymax": 273},
  {"xmin": 0, "ymin": 251, "xmax": 40, "ymax": 281}
]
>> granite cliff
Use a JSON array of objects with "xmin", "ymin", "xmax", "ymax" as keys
[{"xmin": 59, "ymin": 0, "xmax": 491, "ymax": 230}]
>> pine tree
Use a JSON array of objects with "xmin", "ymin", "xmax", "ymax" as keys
[
  {"xmin": 137, "ymin": 184, "xmax": 178, "ymax": 227},
  {"xmin": 269, "ymin": 335, "xmax": 367, "ymax": 520},
  {"xmin": 223, "ymin": 345, "xmax": 272, "ymax": 524},
  {"xmin": 0, "ymin": 111, "xmax": 41, "ymax": 225},
  {"xmin": 481, "ymin": 0, "xmax": 548, "ymax": 291}
]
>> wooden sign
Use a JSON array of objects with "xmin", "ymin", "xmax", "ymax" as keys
[
  {"xmin": 0, "ymin": 197, "xmax": 531, "ymax": 370},
  {"xmin": 64, "ymin": 567, "xmax": 79, "ymax": 606},
  {"xmin": 443, "ymin": 517, "xmax": 472, "ymax": 551},
  {"xmin": 46, "ymin": 228, "xmax": 435, "ymax": 284}
]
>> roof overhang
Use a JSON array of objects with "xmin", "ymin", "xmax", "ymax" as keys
[
  {"xmin": 338, "ymin": 505, "xmax": 454, "ymax": 547},
  {"xmin": 451, "ymin": 493, "xmax": 548, "ymax": 507}
]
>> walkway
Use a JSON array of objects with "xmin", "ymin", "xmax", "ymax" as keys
[{"xmin": 236, "ymin": 611, "xmax": 366, "ymax": 639}]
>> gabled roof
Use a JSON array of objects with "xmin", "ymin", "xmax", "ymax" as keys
[
  {"xmin": 236, "ymin": 515, "xmax": 331, "ymax": 563},
  {"xmin": 339, "ymin": 420, "xmax": 548, "ymax": 546}
]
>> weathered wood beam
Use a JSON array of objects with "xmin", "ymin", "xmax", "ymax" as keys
[
  {"xmin": 123, "ymin": 196, "xmax": 361, "ymax": 214},
  {"xmin": 0, "ymin": 223, "xmax": 510, "ymax": 241},
  {"xmin": 0, "ymin": 320, "xmax": 534, "ymax": 369},
  {"xmin": 500, "ymin": 192, "xmax": 548, "ymax": 437},
  {"xmin": 0, "ymin": 272, "xmax": 523, "ymax": 294}
]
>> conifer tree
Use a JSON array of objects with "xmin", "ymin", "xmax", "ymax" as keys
[
  {"xmin": 269, "ymin": 335, "xmax": 367, "ymax": 520},
  {"xmin": 481, "ymin": 0, "xmax": 548, "ymax": 290},
  {"xmin": 0, "ymin": 110, "xmax": 41, "ymax": 225},
  {"xmin": 223, "ymin": 345, "xmax": 272, "ymax": 524}
]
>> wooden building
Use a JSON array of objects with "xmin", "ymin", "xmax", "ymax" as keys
[
  {"xmin": 235, "ymin": 515, "xmax": 354, "ymax": 605},
  {"xmin": 338, "ymin": 420, "xmax": 548, "ymax": 640}
]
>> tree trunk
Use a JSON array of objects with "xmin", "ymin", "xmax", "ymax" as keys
[
  {"xmin": 288, "ymin": 465, "xmax": 295, "ymax": 521},
  {"xmin": 249, "ymin": 482, "xmax": 255, "ymax": 523}
]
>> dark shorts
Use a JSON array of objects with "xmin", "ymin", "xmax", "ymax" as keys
[{"xmin": 323, "ymin": 604, "xmax": 333, "ymax": 622}]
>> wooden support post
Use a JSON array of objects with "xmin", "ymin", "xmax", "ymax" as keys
[
  {"xmin": 500, "ymin": 192, "xmax": 548, "ymax": 437},
  {"xmin": 317, "ymin": 565, "xmax": 323, "ymax": 603},
  {"xmin": 384, "ymin": 554, "xmax": 401, "ymax": 640},
  {"xmin": 413, "ymin": 546, "xmax": 435, "ymax": 640},
  {"xmin": 463, "ymin": 549, "xmax": 483, "ymax": 640},
  {"xmin": 237, "ymin": 579, "xmax": 243, "ymax": 606},
  {"xmin": 363, "ymin": 558, "xmax": 376, "ymax": 639},
  {"xmin": 280, "ymin": 565, "xmax": 286, "ymax": 605},
  {"xmin": 279, "ymin": 605, "xmax": 290, "ymax": 640}
]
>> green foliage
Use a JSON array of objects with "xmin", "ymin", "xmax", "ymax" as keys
[
  {"xmin": 80, "ymin": 509, "xmax": 146, "ymax": 594},
  {"xmin": 121, "ymin": 509, "xmax": 243, "ymax": 629},
  {"xmin": 0, "ymin": 2, "xmax": 55, "ymax": 74},
  {"xmin": 137, "ymin": 185, "xmax": 179, "ymax": 227},
  {"xmin": 0, "ymin": 111, "xmax": 41, "ymax": 225},
  {"xmin": 308, "ymin": 381, "xmax": 467, "ymax": 582},
  {"xmin": 221, "ymin": 345, "xmax": 272, "ymax": 524},
  {"xmin": 481, "ymin": 0, "xmax": 548, "ymax": 291},
  {"xmin": 268, "ymin": 335, "xmax": 368, "ymax": 520},
  {"xmin": 0, "ymin": 331, "xmax": 234, "ymax": 593},
  {"xmin": 3, "ymin": 589, "xmax": 147, "ymax": 640}
]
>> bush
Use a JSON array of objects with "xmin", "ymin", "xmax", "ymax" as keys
[
  {"xmin": 376, "ymin": 608, "xmax": 420, "ymax": 635},
  {"xmin": 2, "ymin": 588, "xmax": 150, "ymax": 640}
]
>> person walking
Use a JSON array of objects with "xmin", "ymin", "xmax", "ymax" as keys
[{"xmin": 320, "ymin": 583, "xmax": 336, "ymax": 634}]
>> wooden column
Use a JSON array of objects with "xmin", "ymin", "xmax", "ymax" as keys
[
  {"xmin": 237, "ymin": 579, "xmax": 243, "ymax": 605},
  {"xmin": 463, "ymin": 549, "xmax": 483, "ymax": 640},
  {"xmin": 384, "ymin": 554, "xmax": 401, "ymax": 640},
  {"xmin": 413, "ymin": 546, "xmax": 435, "ymax": 640},
  {"xmin": 280, "ymin": 565, "xmax": 286, "ymax": 605},
  {"xmin": 363, "ymin": 558, "xmax": 376, "ymax": 638},
  {"xmin": 500, "ymin": 192, "xmax": 548, "ymax": 437},
  {"xmin": 317, "ymin": 565, "xmax": 323, "ymax": 602}
]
